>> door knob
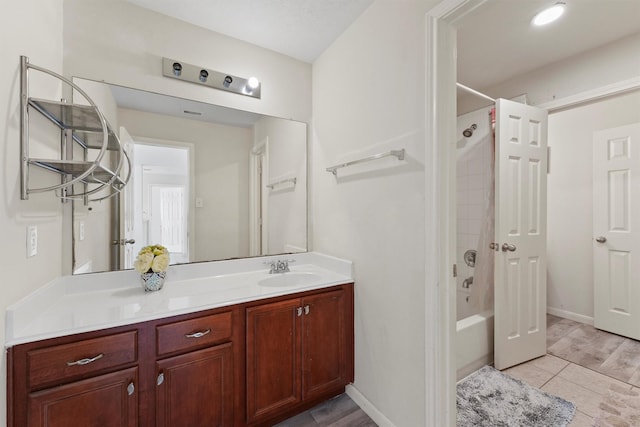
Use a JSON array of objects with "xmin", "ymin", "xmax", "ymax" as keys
[
  {"xmin": 501, "ymin": 243, "xmax": 516, "ymax": 252},
  {"xmin": 112, "ymin": 239, "xmax": 135, "ymax": 246},
  {"xmin": 595, "ymin": 236, "xmax": 607, "ymax": 243}
]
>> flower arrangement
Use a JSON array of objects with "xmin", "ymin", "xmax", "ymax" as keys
[{"xmin": 134, "ymin": 244, "xmax": 170, "ymax": 274}]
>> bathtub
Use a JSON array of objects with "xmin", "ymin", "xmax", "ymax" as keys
[{"xmin": 456, "ymin": 309, "xmax": 494, "ymax": 380}]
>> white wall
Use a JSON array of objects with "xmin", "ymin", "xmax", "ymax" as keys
[
  {"xmin": 312, "ymin": 0, "xmax": 437, "ymax": 425},
  {"xmin": 547, "ymin": 91, "xmax": 640, "ymax": 321},
  {"xmin": 0, "ymin": 0, "xmax": 64, "ymax": 424},
  {"xmin": 254, "ymin": 116, "xmax": 307, "ymax": 254},
  {"xmin": 118, "ymin": 108, "xmax": 252, "ymax": 262},
  {"xmin": 63, "ymin": 0, "xmax": 312, "ymax": 123}
]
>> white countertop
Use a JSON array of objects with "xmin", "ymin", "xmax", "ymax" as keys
[{"xmin": 5, "ymin": 252, "xmax": 353, "ymax": 347}]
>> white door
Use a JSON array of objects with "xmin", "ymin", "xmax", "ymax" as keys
[
  {"xmin": 120, "ymin": 127, "xmax": 136, "ymax": 269},
  {"xmin": 494, "ymin": 99, "xmax": 548, "ymax": 370},
  {"xmin": 593, "ymin": 123, "xmax": 640, "ymax": 340}
]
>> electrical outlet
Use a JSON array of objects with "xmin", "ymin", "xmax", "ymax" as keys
[
  {"xmin": 27, "ymin": 226, "xmax": 37, "ymax": 257},
  {"xmin": 79, "ymin": 221, "xmax": 85, "ymax": 241}
]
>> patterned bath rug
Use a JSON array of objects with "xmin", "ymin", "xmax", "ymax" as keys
[
  {"xmin": 594, "ymin": 383, "xmax": 640, "ymax": 427},
  {"xmin": 457, "ymin": 365, "xmax": 576, "ymax": 426}
]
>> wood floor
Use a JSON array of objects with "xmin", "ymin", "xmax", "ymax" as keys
[
  {"xmin": 280, "ymin": 315, "xmax": 640, "ymax": 426},
  {"xmin": 274, "ymin": 393, "xmax": 377, "ymax": 427}
]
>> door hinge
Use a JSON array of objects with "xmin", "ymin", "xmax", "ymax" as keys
[{"xmin": 453, "ymin": 264, "xmax": 457, "ymax": 278}]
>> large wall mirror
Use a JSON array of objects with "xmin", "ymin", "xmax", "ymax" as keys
[{"xmin": 71, "ymin": 78, "xmax": 307, "ymax": 274}]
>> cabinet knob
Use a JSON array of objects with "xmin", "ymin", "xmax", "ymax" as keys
[
  {"xmin": 296, "ymin": 307, "xmax": 303, "ymax": 317},
  {"xmin": 127, "ymin": 382, "xmax": 135, "ymax": 396},
  {"xmin": 304, "ymin": 305, "xmax": 310, "ymax": 315},
  {"xmin": 157, "ymin": 372, "xmax": 165, "ymax": 386}
]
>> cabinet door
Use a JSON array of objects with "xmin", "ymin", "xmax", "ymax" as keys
[
  {"xmin": 27, "ymin": 367, "xmax": 138, "ymax": 427},
  {"xmin": 302, "ymin": 289, "xmax": 348, "ymax": 400},
  {"xmin": 156, "ymin": 343, "xmax": 233, "ymax": 427},
  {"xmin": 246, "ymin": 298, "xmax": 302, "ymax": 423}
]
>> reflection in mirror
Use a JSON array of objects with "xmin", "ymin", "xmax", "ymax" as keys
[{"xmin": 71, "ymin": 78, "xmax": 307, "ymax": 274}]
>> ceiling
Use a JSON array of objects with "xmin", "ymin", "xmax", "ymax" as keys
[
  {"xmin": 127, "ymin": 0, "xmax": 374, "ymax": 63},
  {"xmin": 456, "ymin": 0, "xmax": 640, "ymax": 91}
]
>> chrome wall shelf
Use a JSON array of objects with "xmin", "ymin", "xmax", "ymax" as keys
[{"xmin": 20, "ymin": 56, "xmax": 131, "ymax": 201}]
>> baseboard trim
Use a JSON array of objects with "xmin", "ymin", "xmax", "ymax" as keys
[
  {"xmin": 547, "ymin": 307, "xmax": 594, "ymax": 326},
  {"xmin": 345, "ymin": 384, "xmax": 396, "ymax": 427}
]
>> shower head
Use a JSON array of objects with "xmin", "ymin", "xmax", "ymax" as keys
[{"xmin": 463, "ymin": 124, "xmax": 477, "ymax": 138}]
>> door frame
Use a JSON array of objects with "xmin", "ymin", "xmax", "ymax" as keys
[
  {"xmin": 250, "ymin": 137, "xmax": 269, "ymax": 256},
  {"xmin": 426, "ymin": 0, "xmax": 489, "ymax": 425}
]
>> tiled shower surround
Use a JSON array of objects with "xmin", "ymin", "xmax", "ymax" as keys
[{"xmin": 456, "ymin": 107, "xmax": 493, "ymax": 321}]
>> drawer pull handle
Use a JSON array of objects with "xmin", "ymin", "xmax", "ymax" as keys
[
  {"xmin": 66, "ymin": 353, "xmax": 104, "ymax": 366},
  {"xmin": 185, "ymin": 329, "xmax": 211, "ymax": 339}
]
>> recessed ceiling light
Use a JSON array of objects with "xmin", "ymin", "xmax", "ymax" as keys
[{"xmin": 532, "ymin": 2, "xmax": 566, "ymax": 26}]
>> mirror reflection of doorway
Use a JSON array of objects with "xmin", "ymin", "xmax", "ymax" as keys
[{"xmin": 129, "ymin": 142, "xmax": 192, "ymax": 267}]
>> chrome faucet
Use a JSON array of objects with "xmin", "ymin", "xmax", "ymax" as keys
[{"xmin": 266, "ymin": 259, "xmax": 294, "ymax": 274}]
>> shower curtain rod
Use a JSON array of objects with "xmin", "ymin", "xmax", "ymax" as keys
[{"xmin": 456, "ymin": 83, "xmax": 496, "ymax": 103}]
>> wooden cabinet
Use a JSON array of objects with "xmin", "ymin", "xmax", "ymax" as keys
[
  {"xmin": 156, "ymin": 344, "xmax": 233, "ymax": 427},
  {"xmin": 27, "ymin": 367, "xmax": 138, "ymax": 427},
  {"xmin": 8, "ymin": 283, "xmax": 353, "ymax": 427},
  {"xmin": 246, "ymin": 286, "xmax": 353, "ymax": 425},
  {"xmin": 154, "ymin": 311, "xmax": 236, "ymax": 427}
]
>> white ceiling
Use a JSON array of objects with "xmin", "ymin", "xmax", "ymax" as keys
[
  {"xmin": 127, "ymin": 0, "xmax": 374, "ymax": 63},
  {"xmin": 457, "ymin": 0, "xmax": 640, "ymax": 91}
]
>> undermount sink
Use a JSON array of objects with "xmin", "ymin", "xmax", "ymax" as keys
[{"xmin": 258, "ymin": 272, "xmax": 322, "ymax": 288}]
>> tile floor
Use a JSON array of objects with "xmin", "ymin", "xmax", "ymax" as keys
[{"xmin": 504, "ymin": 315, "xmax": 640, "ymax": 426}]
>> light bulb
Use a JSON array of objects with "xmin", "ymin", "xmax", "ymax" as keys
[
  {"xmin": 247, "ymin": 77, "xmax": 260, "ymax": 90},
  {"xmin": 532, "ymin": 2, "xmax": 566, "ymax": 26}
]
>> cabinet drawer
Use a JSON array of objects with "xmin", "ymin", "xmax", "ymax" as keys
[
  {"xmin": 27, "ymin": 331, "xmax": 137, "ymax": 389},
  {"xmin": 156, "ymin": 311, "xmax": 232, "ymax": 356}
]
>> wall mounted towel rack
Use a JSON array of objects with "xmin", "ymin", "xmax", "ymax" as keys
[
  {"xmin": 266, "ymin": 177, "xmax": 297, "ymax": 189},
  {"xmin": 326, "ymin": 149, "xmax": 405, "ymax": 176}
]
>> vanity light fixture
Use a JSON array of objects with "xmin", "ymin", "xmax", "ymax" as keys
[
  {"xmin": 532, "ymin": 2, "xmax": 566, "ymax": 26},
  {"xmin": 162, "ymin": 58, "xmax": 261, "ymax": 99}
]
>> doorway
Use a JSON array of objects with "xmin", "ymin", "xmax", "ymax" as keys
[
  {"xmin": 130, "ymin": 140, "xmax": 193, "ymax": 266},
  {"xmin": 427, "ymin": 0, "xmax": 640, "ymax": 424}
]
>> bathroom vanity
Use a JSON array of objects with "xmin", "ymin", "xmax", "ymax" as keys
[{"xmin": 5, "ymin": 253, "xmax": 354, "ymax": 427}]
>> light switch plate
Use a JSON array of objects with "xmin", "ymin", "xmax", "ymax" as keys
[{"xmin": 27, "ymin": 225, "xmax": 37, "ymax": 257}]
